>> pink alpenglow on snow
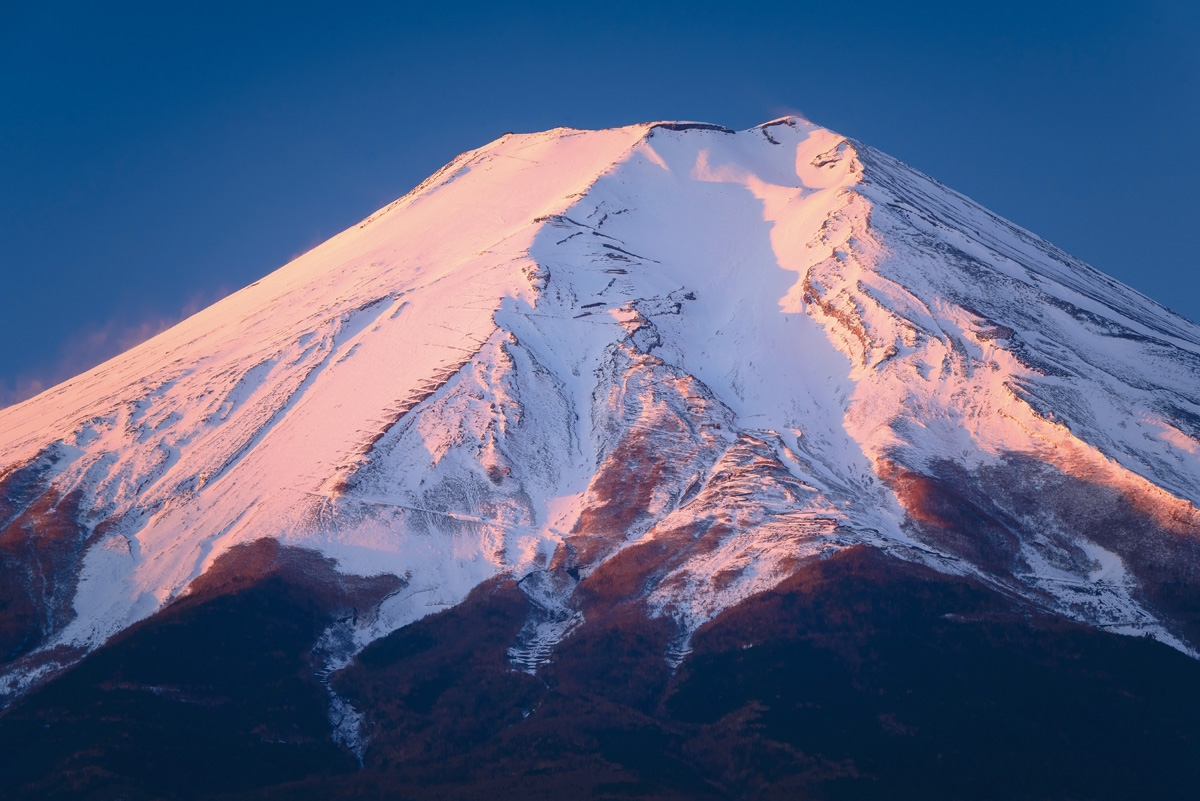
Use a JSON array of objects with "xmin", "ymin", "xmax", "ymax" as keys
[{"xmin": 2, "ymin": 118, "xmax": 1199, "ymax": 714}]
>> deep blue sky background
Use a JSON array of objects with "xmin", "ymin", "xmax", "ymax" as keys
[{"xmin": 2, "ymin": 1, "xmax": 1198, "ymax": 406}]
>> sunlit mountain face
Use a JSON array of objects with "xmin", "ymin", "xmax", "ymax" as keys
[{"xmin": 2, "ymin": 118, "xmax": 1199, "ymax": 799}]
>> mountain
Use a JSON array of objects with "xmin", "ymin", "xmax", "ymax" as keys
[{"xmin": 2, "ymin": 117, "xmax": 1199, "ymax": 799}]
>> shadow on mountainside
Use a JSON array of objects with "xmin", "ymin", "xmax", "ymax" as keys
[{"xmin": 2, "ymin": 544, "xmax": 1199, "ymax": 799}]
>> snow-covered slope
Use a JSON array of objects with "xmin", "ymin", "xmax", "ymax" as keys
[{"xmin": 2, "ymin": 117, "xmax": 1199, "ymax": 699}]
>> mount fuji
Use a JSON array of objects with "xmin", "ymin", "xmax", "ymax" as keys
[{"xmin": 2, "ymin": 117, "xmax": 1199, "ymax": 799}]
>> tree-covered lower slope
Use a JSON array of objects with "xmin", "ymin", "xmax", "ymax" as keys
[{"xmin": 2, "ymin": 543, "xmax": 1197, "ymax": 800}]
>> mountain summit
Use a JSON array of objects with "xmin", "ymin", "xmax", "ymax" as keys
[{"xmin": 3, "ymin": 118, "xmax": 1200, "ymax": 798}]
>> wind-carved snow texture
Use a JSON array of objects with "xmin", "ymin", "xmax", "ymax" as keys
[{"xmin": 2, "ymin": 116, "xmax": 1200, "ymax": 709}]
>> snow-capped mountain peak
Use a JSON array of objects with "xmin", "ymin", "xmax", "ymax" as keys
[{"xmin": 3, "ymin": 117, "xmax": 1199, "ymax": 703}]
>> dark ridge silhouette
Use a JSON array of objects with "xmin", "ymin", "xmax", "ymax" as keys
[
  {"xmin": 4, "ymin": 546, "xmax": 1199, "ymax": 799},
  {"xmin": 0, "ymin": 539, "xmax": 399, "ymax": 799}
]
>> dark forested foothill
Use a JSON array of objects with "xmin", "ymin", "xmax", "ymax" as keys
[{"xmin": 2, "ymin": 545, "xmax": 1198, "ymax": 800}]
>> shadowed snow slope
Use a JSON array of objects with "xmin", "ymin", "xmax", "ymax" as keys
[{"xmin": 2, "ymin": 118, "xmax": 1199, "ymax": 702}]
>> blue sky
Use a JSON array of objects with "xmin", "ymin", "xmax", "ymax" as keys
[{"xmin": 2, "ymin": 1, "xmax": 1197, "ymax": 405}]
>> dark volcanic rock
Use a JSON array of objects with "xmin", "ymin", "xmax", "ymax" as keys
[
  {"xmin": 882, "ymin": 454, "xmax": 1200, "ymax": 647},
  {"xmin": 0, "ymin": 449, "xmax": 91, "ymax": 666}
]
